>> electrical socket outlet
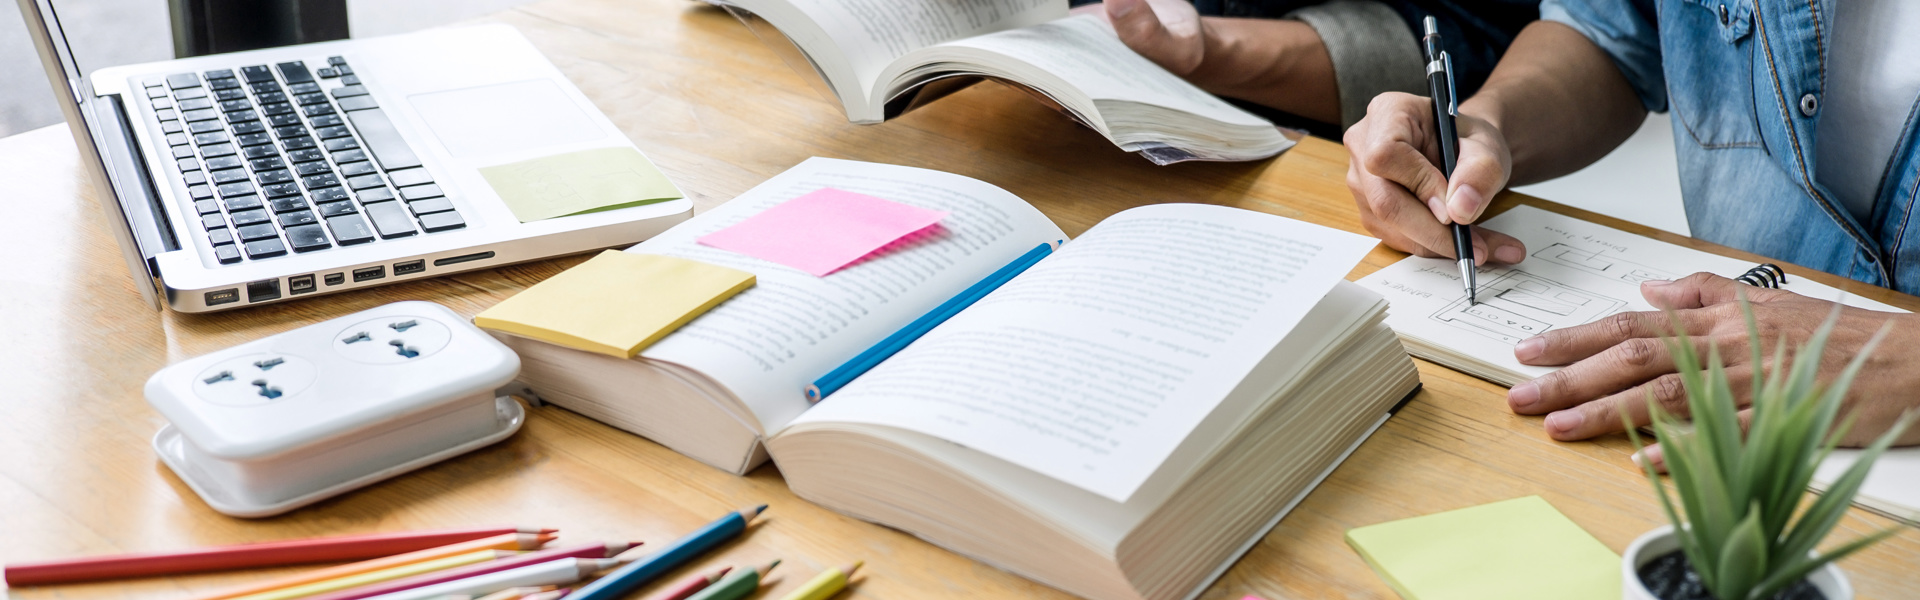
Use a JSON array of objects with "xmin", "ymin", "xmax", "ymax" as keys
[
  {"xmin": 332, "ymin": 315, "xmax": 453, "ymax": 364},
  {"xmin": 192, "ymin": 353, "xmax": 319, "ymax": 406}
]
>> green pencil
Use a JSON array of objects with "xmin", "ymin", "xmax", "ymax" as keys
[{"xmin": 684, "ymin": 560, "xmax": 779, "ymax": 600}]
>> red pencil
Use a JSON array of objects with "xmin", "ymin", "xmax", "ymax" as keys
[
  {"xmin": 4, "ymin": 526, "xmax": 556, "ymax": 586},
  {"xmin": 296, "ymin": 541, "xmax": 640, "ymax": 600},
  {"xmin": 643, "ymin": 566, "xmax": 733, "ymax": 600}
]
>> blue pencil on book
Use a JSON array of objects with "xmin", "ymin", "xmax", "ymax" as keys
[{"xmin": 804, "ymin": 241, "xmax": 1060, "ymax": 401}]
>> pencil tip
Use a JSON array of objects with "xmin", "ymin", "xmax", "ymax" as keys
[
  {"xmin": 761, "ymin": 559, "xmax": 781, "ymax": 574},
  {"xmin": 741, "ymin": 504, "xmax": 767, "ymax": 520},
  {"xmin": 843, "ymin": 561, "xmax": 863, "ymax": 574},
  {"xmin": 712, "ymin": 565, "xmax": 734, "ymax": 581}
]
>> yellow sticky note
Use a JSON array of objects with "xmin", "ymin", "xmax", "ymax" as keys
[
  {"xmin": 479, "ymin": 147, "xmax": 684, "ymax": 223},
  {"xmin": 475, "ymin": 250, "xmax": 754, "ymax": 358},
  {"xmin": 1345, "ymin": 496, "xmax": 1620, "ymax": 600}
]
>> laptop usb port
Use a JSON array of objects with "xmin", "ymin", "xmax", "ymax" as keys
[
  {"xmin": 353, "ymin": 266, "xmax": 385, "ymax": 282},
  {"xmin": 393, "ymin": 260, "xmax": 425, "ymax": 276},
  {"xmin": 289, "ymin": 274, "xmax": 317, "ymax": 295}
]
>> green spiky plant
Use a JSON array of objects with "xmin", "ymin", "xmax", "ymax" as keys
[{"xmin": 1626, "ymin": 300, "xmax": 1915, "ymax": 600}]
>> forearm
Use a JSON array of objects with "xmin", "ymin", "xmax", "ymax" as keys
[
  {"xmin": 1460, "ymin": 21, "xmax": 1646, "ymax": 186},
  {"xmin": 1188, "ymin": 18, "xmax": 1340, "ymax": 124}
]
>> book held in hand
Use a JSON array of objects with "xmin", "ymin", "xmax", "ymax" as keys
[
  {"xmin": 709, "ymin": 0, "xmax": 1294, "ymax": 163},
  {"xmin": 483, "ymin": 157, "xmax": 1421, "ymax": 600}
]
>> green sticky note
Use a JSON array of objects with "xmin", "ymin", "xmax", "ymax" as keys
[
  {"xmin": 479, "ymin": 147, "xmax": 683, "ymax": 223},
  {"xmin": 1345, "ymin": 496, "xmax": 1620, "ymax": 600}
]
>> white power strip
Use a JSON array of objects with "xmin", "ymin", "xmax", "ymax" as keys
[{"xmin": 146, "ymin": 301, "xmax": 523, "ymax": 517}]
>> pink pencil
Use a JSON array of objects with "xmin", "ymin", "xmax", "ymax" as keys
[
  {"xmin": 643, "ymin": 566, "xmax": 733, "ymax": 600},
  {"xmin": 297, "ymin": 542, "xmax": 638, "ymax": 600}
]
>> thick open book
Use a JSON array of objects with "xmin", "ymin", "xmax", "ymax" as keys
[
  {"xmin": 496, "ymin": 158, "xmax": 1421, "ymax": 599},
  {"xmin": 1358, "ymin": 204, "xmax": 1919, "ymax": 525},
  {"xmin": 709, "ymin": 0, "xmax": 1293, "ymax": 163}
]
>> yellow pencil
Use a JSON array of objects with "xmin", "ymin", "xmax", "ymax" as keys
[
  {"xmin": 228, "ymin": 550, "xmax": 520, "ymax": 600},
  {"xmin": 195, "ymin": 533, "xmax": 553, "ymax": 600},
  {"xmin": 774, "ymin": 561, "xmax": 862, "ymax": 600}
]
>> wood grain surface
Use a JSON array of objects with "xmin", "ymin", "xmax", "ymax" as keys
[{"xmin": 2, "ymin": 1, "xmax": 1915, "ymax": 598}]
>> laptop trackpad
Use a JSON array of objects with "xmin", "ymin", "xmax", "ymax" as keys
[{"xmin": 407, "ymin": 79, "xmax": 605, "ymax": 158}]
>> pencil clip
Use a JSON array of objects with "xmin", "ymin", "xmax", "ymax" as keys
[
  {"xmin": 1736, "ymin": 263, "xmax": 1785, "ymax": 288},
  {"xmin": 1442, "ymin": 52, "xmax": 1458, "ymax": 117}
]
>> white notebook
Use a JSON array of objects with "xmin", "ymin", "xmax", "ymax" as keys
[{"xmin": 1358, "ymin": 204, "xmax": 1919, "ymax": 525}]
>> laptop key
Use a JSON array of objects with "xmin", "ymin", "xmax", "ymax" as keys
[
  {"xmin": 270, "ymin": 196, "xmax": 309, "ymax": 213},
  {"xmin": 216, "ymin": 182, "xmax": 254, "ymax": 197},
  {"xmin": 201, "ymin": 213, "xmax": 227, "ymax": 230},
  {"xmin": 263, "ymin": 183, "xmax": 302, "ymax": 198},
  {"xmin": 364, "ymin": 202, "xmax": 418, "ymax": 239},
  {"xmin": 302, "ymin": 103, "xmax": 336, "ymax": 118},
  {"xmin": 255, "ymin": 90, "xmax": 288, "ymax": 105},
  {"xmin": 261, "ymin": 102, "xmax": 295, "ymax": 117},
  {"xmin": 250, "ymin": 81, "xmax": 281, "ymax": 95},
  {"xmin": 274, "ymin": 125, "xmax": 306, "ymax": 139},
  {"xmin": 399, "ymin": 184, "xmax": 443, "ymax": 201},
  {"xmin": 204, "ymin": 68, "xmax": 234, "ymax": 80},
  {"xmin": 199, "ymin": 143, "xmax": 235, "ymax": 158},
  {"xmin": 219, "ymin": 99, "xmax": 251, "ymax": 112},
  {"xmin": 165, "ymin": 132, "xmax": 188, "ymax": 146},
  {"xmin": 309, "ymin": 114, "xmax": 343, "ymax": 128},
  {"xmin": 210, "ymin": 168, "xmax": 248, "ymax": 184},
  {"xmin": 295, "ymin": 161, "xmax": 331, "ymax": 176},
  {"xmin": 256, "ymin": 169, "xmax": 294, "ymax": 185},
  {"xmin": 189, "ymin": 120, "xmax": 224, "ymax": 134},
  {"xmin": 331, "ymin": 149, "xmax": 367, "ymax": 164},
  {"xmin": 208, "ymin": 155, "xmax": 244, "ymax": 170},
  {"xmin": 269, "ymin": 113, "xmax": 301, "ymax": 127},
  {"xmin": 310, "ymin": 187, "xmax": 348, "ymax": 203},
  {"xmin": 243, "ymin": 145, "xmax": 279, "ymax": 159},
  {"xmin": 288, "ymin": 148, "xmax": 324, "ymax": 163},
  {"xmin": 324, "ymin": 137, "xmax": 358, "ymax": 152},
  {"xmin": 286, "ymin": 224, "xmax": 331, "ymax": 252},
  {"xmin": 341, "ymin": 75, "xmax": 361, "ymax": 86},
  {"xmin": 339, "ymin": 161, "xmax": 376, "ymax": 177},
  {"xmin": 152, "ymin": 97, "xmax": 175, "ymax": 110},
  {"xmin": 418, "ymin": 211, "xmax": 465, "ymax": 233},
  {"xmin": 172, "ymin": 146, "xmax": 196, "ymax": 159},
  {"xmin": 193, "ymin": 199, "xmax": 219, "ymax": 214},
  {"xmin": 240, "ymin": 65, "xmax": 273, "ymax": 83},
  {"xmin": 237, "ymin": 223, "xmax": 277, "ymax": 241},
  {"xmin": 188, "ymin": 184, "xmax": 213, "ymax": 199},
  {"xmin": 208, "ymin": 227, "xmax": 234, "ymax": 245},
  {"xmin": 317, "ymin": 200, "xmax": 357, "ymax": 217},
  {"xmin": 213, "ymin": 244, "xmax": 241, "ymax": 264},
  {"xmin": 295, "ymin": 92, "xmax": 329, "ymax": 106},
  {"xmin": 172, "ymin": 87, "xmax": 207, "ymax": 100},
  {"xmin": 156, "ymin": 108, "xmax": 179, "ymax": 122},
  {"xmin": 244, "ymin": 238, "xmax": 287, "ymax": 259},
  {"xmin": 387, "ymin": 168, "xmax": 432, "ymax": 188},
  {"xmin": 276, "ymin": 61, "xmax": 314, "ymax": 84},
  {"xmin": 223, "ymin": 195, "xmax": 263, "ymax": 211},
  {"xmin": 408, "ymin": 197, "xmax": 455, "ymax": 216},
  {"xmin": 237, "ymin": 132, "xmax": 272, "ymax": 147},
  {"xmin": 335, "ymin": 64, "xmax": 353, "ymax": 76},
  {"xmin": 328, "ymin": 56, "xmax": 346, "ymax": 66},
  {"xmin": 229, "ymin": 209, "xmax": 269, "ymax": 227},
  {"xmin": 316, "ymin": 67, "xmax": 339, "ymax": 78},
  {"xmin": 302, "ymin": 173, "xmax": 341, "ymax": 189},
  {"xmin": 282, "ymin": 136, "xmax": 316, "ymax": 151},
  {"xmin": 223, "ymin": 110, "xmax": 258, "ymax": 124},
  {"xmin": 194, "ymin": 131, "xmax": 229, "ymax": 145},
  {"xmin": 348, "ymin": 174, "xmax": 384, "ymax": 190},
  {"xmin": 146, "ymin": 86, "xmax": 169, "ymax": 99},
  {"xmin": 343, "ymin": 108, "xmax": 423, "ymax": 170},
  {"xmin": 330, "ymin": 85, "xmax": 368, "ymax": 98},
  {"xmin": 183, "ymin": 109, "xmax": 218, "ymax": 122},
  {"xmin": 178, "ymin": 97, "xmax": 213, "ymax": 111},
  {"xmin": 210, "ymin": 80, "xmax": 242, "ymax": 93},
  {"xmin": 336, "ymin": 95, "xmax": 377, "ymax": 112},
  {"xmin": 326, "ymin": 214, "xmax": 376, "ymax": 245},
  {"xmin": 315, "ymin": 125, "xmax": 352, "ymax": 140},
  {"xmin": 356, "ymin": 187, "xmax": 395, "ymax": 204},
  {"xmin": 182, "ymin": 171, "xmax": 206, "ymax": 185},
  {"xmin": 177, "ymin": 157, "xmax": 200, "ymax": 172},
  {"xmin": 166, "ymin": 73, "xmax": 200, "ymax": 89},
  {"xmin": 230, "ymin": 121, "xmax": 265, "ymax": 135},
  {"xmin": 278, "ymin": 210, "xmax": 318, "ymax": 227},
  {"xmin": 160, "ymin": 120, "xmax": 183, "ymax": 134},
  {"xmin": 289, "ymin": 82, "xmax": 320, "ymax": 95}
]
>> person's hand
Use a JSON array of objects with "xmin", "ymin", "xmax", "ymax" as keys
[
  {"xmin": 1504, "ymin": 272, "xmax": 1920, "ymax": 467},
  {"xmin": 1078, "ymin": 0, "xmax": 1207, "ymax": 76},
  {"xmin": 1344, "ymin": 92, "xmax": 1526, "ymax": 264}
]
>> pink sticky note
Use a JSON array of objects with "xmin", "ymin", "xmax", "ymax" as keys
[{"xmin": 698, "ymin": 188, "xmax": 949, "ymax": 276}]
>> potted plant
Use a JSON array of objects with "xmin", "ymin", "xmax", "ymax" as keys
[{"xmin": 1622, "ymin": 305, "xmax": 1915, "ymax": 600}]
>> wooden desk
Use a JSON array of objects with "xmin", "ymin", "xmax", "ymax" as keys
[{"xmin": 3, "ymin": 1, "xmax": 1916, "ymax": 598}]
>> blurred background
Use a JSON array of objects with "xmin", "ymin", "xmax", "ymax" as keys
[{"xmin": 0, "ymin": 0, "xmax": 1688, "ymax": 235}]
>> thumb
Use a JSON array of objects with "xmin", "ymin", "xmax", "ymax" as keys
[
  {"xmin": 1445, "ymin": 144, "xmax": 1510, "ymax": 225},
  {"xmin": 1107, "ymin": 0, "xmax": 1167, "ymax": 50},
  {"xmin": 1642, "ymin": 272, "xmax": 1782, "ymax": 310}
]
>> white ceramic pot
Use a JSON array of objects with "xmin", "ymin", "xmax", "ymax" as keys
[{"xmin": 1622, "ymin": 525, "xmax": 1853, "ymax": 600}]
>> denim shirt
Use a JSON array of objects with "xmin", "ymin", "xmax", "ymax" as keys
[{"xmin": 1543, "ymin": 0, "xmax": 1920, "ymax": 293}]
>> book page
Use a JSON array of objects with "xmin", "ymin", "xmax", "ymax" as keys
[
  {"xmin": 1358, "ymin": 205, "xmax": 1903, "ymax": 381},
  {"xmin": 632, "ymin": 157, "xmax": 1066, "ymax": 433},
  {"xmin": 792, "ymin": 204, "xmax": 1378, "ymax": 501},
  {"xmin": 783, "ymin": 0, "xmax": 1065, "ymax": 95},
  {"xmin": 924, "ymin": 15, "xmax": 1271, "ymax": 127}
]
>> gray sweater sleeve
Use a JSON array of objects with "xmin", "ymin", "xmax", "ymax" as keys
[{"xmin": 1285, "ymin": 0, "xmax": 1428, "ymax": 128}]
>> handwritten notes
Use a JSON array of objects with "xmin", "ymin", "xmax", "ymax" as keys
[
  {"xmin": 1345, "ymin": 496, "xmax": 1620, "ymax": 600},
  {"xmin": 697, "ymin": 188, "xmax": 948, "ymax": 276},
  {"xmin": 479, "ymin": 147, "xmax": 682, "ymax": 223},
  {"xmin": 474, "ymin": 250, "xmax": 754, "ymax": 358}
]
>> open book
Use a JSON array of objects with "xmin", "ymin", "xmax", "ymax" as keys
[
  {"xmin": 1358, "ymin": 204, "xmax": 1919, "ymax": 525},
  {"xmin": 709, "ymin": 0, "xmax": 1293, "ymax": 163},
  {"xmin": 493, "ymin": 158, "xmax": 1420, "ymax": 599}
]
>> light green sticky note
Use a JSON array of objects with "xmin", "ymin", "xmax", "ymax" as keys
[
  {"xmin": 1345, "ymin": 496, "xmax": 1620, "ymax": 600},
  {"xmin": 479, "ymin": 147, "xmax": 683, "ymax": 223}
]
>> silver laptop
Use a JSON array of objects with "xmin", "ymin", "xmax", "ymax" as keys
[{"xmin": 18, "ymin": 0, "xmax": 692, "ymax": 312}]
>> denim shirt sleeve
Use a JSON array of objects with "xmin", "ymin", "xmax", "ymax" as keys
[{"xmin": 1541, "ymin": 0, "xmax": 1666, "ymax": 112}]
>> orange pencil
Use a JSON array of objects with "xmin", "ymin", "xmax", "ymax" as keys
[
  {"xmin": 194, "ymin": 533, "xmax": 555, "ymax": 600},
  {"xmin": 4, "ymin": 526, "xmax": 556, "ymax": 586}
]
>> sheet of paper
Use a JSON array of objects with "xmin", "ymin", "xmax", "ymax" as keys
[
  {"xmin": 632, "ymin": 157, "xmax": 1067, "ymax": 434},
  {"xmin": 796, "ymin": 204, "xmax": 1377, "ymax": 502},
  {"xmin": 474, "ymin": 251, "xmax": 755, "ymax": 358},
  {"xmin": 478, "ymin": 146, "xmax": 684, "ymax": 223},
  {"xmin": 696, "ymin": 187, "xmax": 949, "ymax": 276},
  {"xmin": 779, "ymin": 0, "xmax": 1065, "ymax": 99},
  {"xmin": 1345, "ymin": 496, "xmax": 1620, "ymax": 600}
]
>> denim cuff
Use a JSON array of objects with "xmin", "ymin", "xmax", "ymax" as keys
[{"xmin": 1286, "ymin": 0, "xmax": 1427, "ymax": 129}]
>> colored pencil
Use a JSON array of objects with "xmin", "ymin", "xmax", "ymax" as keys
[
  {"xmin": 473, "ymin": 586, "xmax": 557, "ymax": 600},
  {"xmin": 642, "ymin": 566, "xmax": 732, "ymax": 600},
  {"xmin": 197, "ymin": 534, "xmax": 553, "ymax": 600},
  {"xmin": 298, "ymin": 542, "xmax": 636, "ymax": 600},
  {"xmin": 804, "ymin": 242, "xmax": 1055, "ymax": 401},
  {"xmin": 774, "ymin": 562, "xmax": 861, "ymax": 600},
  {"xmin": 363, "ymin": 558, "xmax": 618, "ymax": 600},
  {"xmin": 3, "ymin": 526, "xmax": 554, "ymax": 586},
  {"xmin": 567, "ymin": 506, "xmax": 766, "ymax": 600},
  {"xmin": 522, "ymin": 591, "xmax": 568, "ymax": 600},
  {"xmin": 230, "ymin": 550, "xmax": 520, "ymax": 600},
  {"xmin": 684, "ymin": 561, "xmax": 777, "ymax": 600}
]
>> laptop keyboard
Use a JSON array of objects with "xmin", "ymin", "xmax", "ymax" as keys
[{"xmin": 144, "ymin": 56, "xmax": 466, "ymax": 264}]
